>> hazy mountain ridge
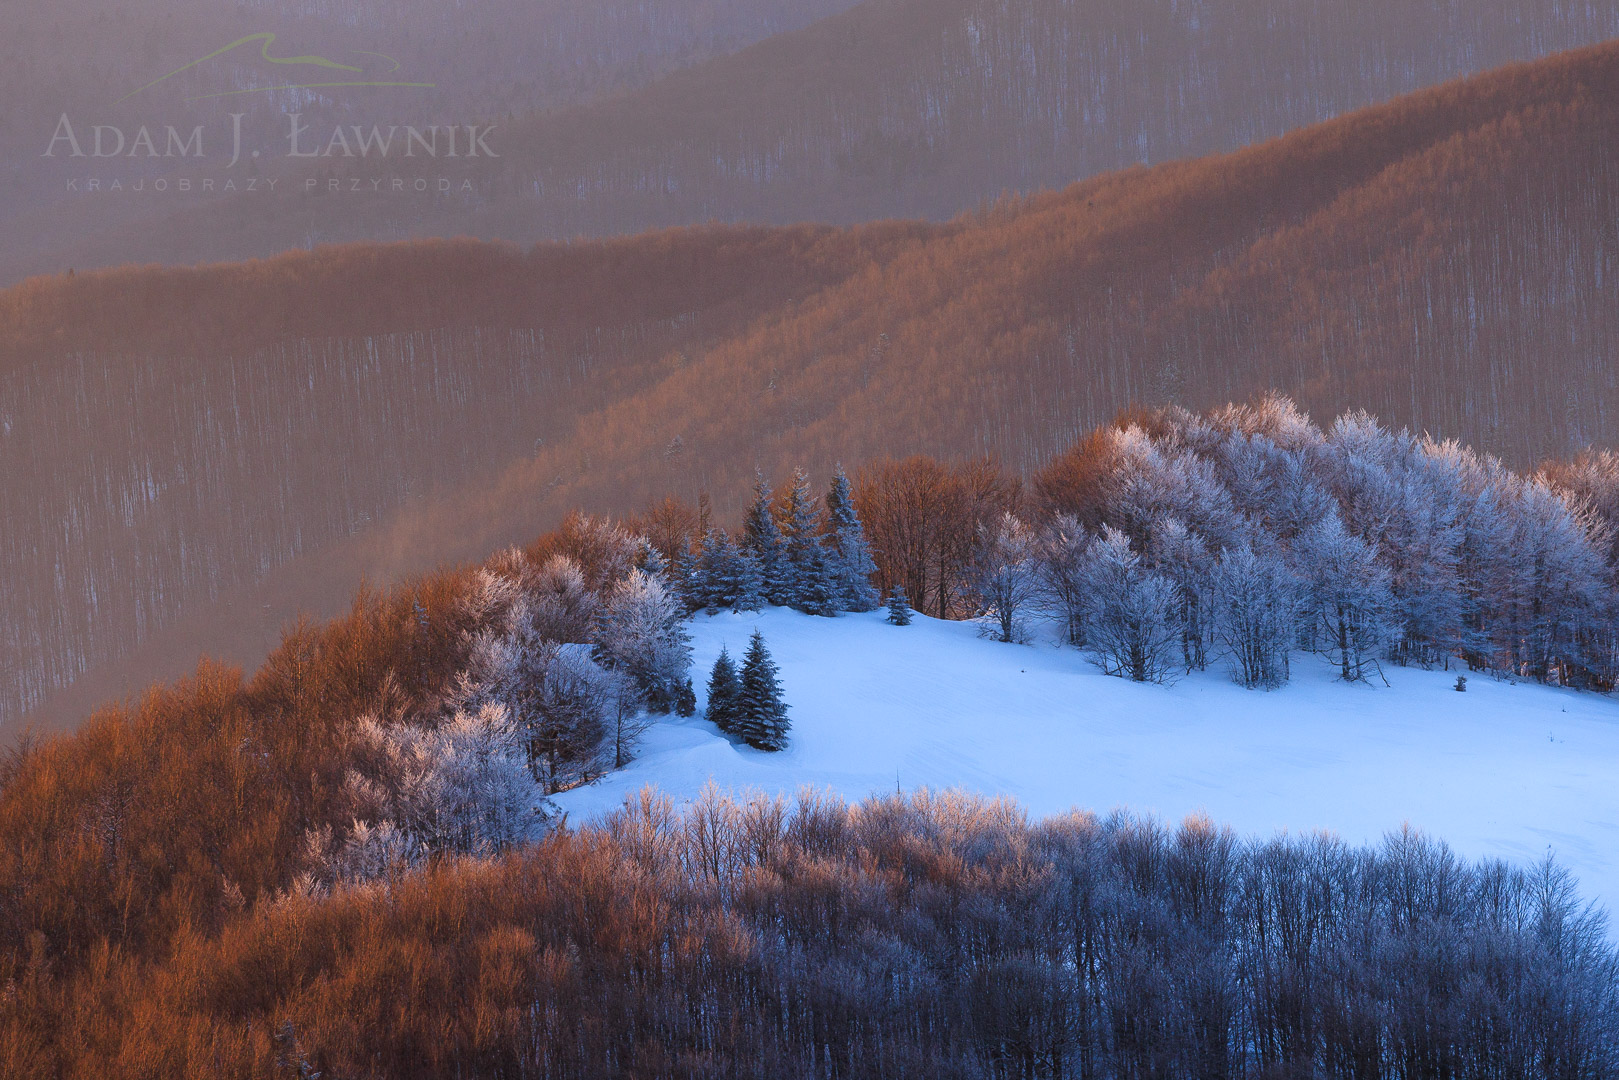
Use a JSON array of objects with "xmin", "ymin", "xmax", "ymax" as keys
[
  {"xmin": 7, "ymin": 0, "xmax": 1619, "ymax": 283},
  {"xmin": 0, "ymin": 0, "xmax": 863, "ymax": 275}
]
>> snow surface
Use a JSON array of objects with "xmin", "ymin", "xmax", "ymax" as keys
[{"xmin": 554, "ymin": 607, "xmax": 1619, "ymax": 918}]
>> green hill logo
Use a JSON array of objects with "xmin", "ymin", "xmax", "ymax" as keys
[{"xmin": 117, "ymin": 32, "xmax": 435, "ymax": 104}]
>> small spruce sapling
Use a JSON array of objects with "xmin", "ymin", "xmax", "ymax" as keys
[{"xmin": 887, "ymin": 588, "xmax": 914, "ymax": 626}]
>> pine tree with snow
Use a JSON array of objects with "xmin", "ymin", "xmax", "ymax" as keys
[
  {"xmin": 887, "ymin": 587, "xmax": 914, "ymax": 626},
  {"xmin": 734, "ymin": 546, "xmax": 766, "ymax": 613},
  {"xmin": 688, "ymin": 529, "xmax": 751, "ymax": 614},
  {"xmin": 674, "ymin": 677, "xmax": 697, "ymax": 717},
  {"xmin": 641, "ymin": 542, "xmax": 671, "ymax": 582},
  {"xmin": 742, "ymin": 473, "xmax": 790, "ymax": 605},
  {"xmin": 735, "ymin": 630, "xmax": 790, "ymax": 751},
  {"xmin": 705, "ymin": 647, "xmax": 742, "ymax": 735},
  {"xmin": 783, "ymin": 467, "xmax": 837, "ymax": 615},
  {"xmin": 824, "ymin": 466, "xmax": 881, "ymax": 611},
  {"xmin": 683, "ymin": 529, "xmax": 723, "ymax": 614}
]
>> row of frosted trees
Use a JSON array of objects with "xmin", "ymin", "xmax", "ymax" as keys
[{"xmin": 855, "ymin": 396, "xmax": 1619, "ymax": 689}]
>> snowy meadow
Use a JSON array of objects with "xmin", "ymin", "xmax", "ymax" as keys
[{"xmin": 559, "ymin": 606, "xmax": 1619, "ymax": 922}]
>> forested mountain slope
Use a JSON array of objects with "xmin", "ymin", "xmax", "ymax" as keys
[
  {"xmin": 8, "ymin": 0, "xmax": 1619, "ymax": 281},
  {"xmin": 6, "ymin": 41, "xmax": 1619, "ymax": 739}
]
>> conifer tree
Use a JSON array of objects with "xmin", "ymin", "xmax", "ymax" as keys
[
  {"xmin": 688, "ymin": 529, "xmax": 749, "ymax": 614},
  {"xmin": 705, "ymin": 647, "xmax": 742, "ymax": 735},
  {"xmin": 734, "ymin": 547, "xmax": 766, "ymax": 613},
  {"xmin": 683, "ymin": 530, "xmax": 722, "ymax": 615},
  {"xmin": 735, "ymin": 630, "xmax": 790, "ymax": 751},
  {"xmin": 825, "ymin": 466, "xmax": 881, "ymax": 611},
  {"xmin": 887, "ymin": 587, "xmax": 914, "ymax": 626},
  {"xmin": 674, "ymin": 677, "xmax": 697, "ymax": 717},
  {"xmin": 742, "ymin": 473, "xmax": 790, "ymax": 605},
  {"xmin": 783, "ymin": 467, "xmax": 836, "ymax": 615}
]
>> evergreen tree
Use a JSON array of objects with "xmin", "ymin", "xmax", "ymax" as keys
[
  {"xmin": 735, "ymin": 630, "xmax": 790, "ymax": 751},
  {"xmin": 640, "ymin": 541, "xmax": 672, "ymax": 585},
  {"xmin": 783, "ymin": 467, "xmax": 836, "ymax": 615},
  {"xmin": 825, "ymin": 466, "xmax": 881, "ymax": 611},
  {"xmin": 887, "ymin": 587, "xmax": 914, "ymax": 626},
  {"xmin": 742, "ymin": 473, "xmax": 790, "ymax": 605},
  {"xmin": 688, "ymin": 529, "xmax": 747, "ymax": 614},
  {"xmin": 734, "ymin": 547, "xmax": 766, "ymax": 613},
  {"xmin": 674, "ymin": 678, "xmax": 697, "ymax": 718},
  {"xmin": 705, "ymin": 648, "xmax": 742, "ymax": 735}
]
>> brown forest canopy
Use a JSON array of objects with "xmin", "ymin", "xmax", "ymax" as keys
[{"xmin": 5, "ymin": 40, "xmax": 1619, "ymax": 739}]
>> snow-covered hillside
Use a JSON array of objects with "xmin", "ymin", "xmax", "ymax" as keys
[{"xmin": 556, "ymin": 607, "xmax": 1619, "ymax": 917}]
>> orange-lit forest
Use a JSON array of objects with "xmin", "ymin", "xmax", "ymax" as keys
[{"xmin": 6, "ymin": 41, "xmax": 1619, "ymax": 742}]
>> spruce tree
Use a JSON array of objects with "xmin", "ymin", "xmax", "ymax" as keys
[
  {"xmin": 887, "ymin": 587, "xmax": 914, "ymax": 626},
  {"xmin": 825, "ymin": 466, "xmax": 881, "ymax": 611},
  {"xmin": 685, "ymin": 530, "xmax": 722, "ymax": 614},
  {"xmin": 783, "ymin": 467, "xmax": 836, "ymax": 615},
  {"xmin": 742, "ymin": 473, "xmax": 790, "ymax": 605},
  {"xmin": 734, "ymin": 548, "xmax": 766, "ymax": 613},
  {"xmin": 705, "ymin": 647, "xmax": 742, "ymax": 735},
  {"xmin": 736, "ymin": 630, "xmax": 791, "ymax": 751}
]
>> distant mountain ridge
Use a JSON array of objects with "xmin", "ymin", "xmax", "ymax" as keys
[{"xmin": 6, "ymin": 0, "xmax": 1619, "ymax": 283}]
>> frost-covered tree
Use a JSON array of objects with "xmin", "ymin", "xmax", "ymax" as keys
[
  {"xmin": 327, "ymin": 703, "xmax": 546, "ymax": 881},
  {"xmin": 736, "ymin": 630, "xmax": 790, "ymax": 751},
  {"xmin": 525, "ymin": 554, "xmax": 598, "ymax": 643},
  {"xmin": 1109, "ymin": 425, "xmax": 1243, "ymax": 554},
  {"xmin": 1501, "ymin": 479, "xmax": 1612, "ymax": 685},
  {"xmin": 1082, "ymin": 527, "xmax": 1181, "ymax": 683},
  {"xmin": 705, "ymin": 646, "xmax": 743, "ymax": 735},
  {"xmin": 1148, "ymin": 516, "xmax": 1214, "ymax": 672},
  {"xmin": 1211, "ymin": 547, "xmax": 1296, "ymax": 689},
  {"xmin": 824, "ymin": 466, "xmax": 881, "ymax": 611},
  {"xmin": 510, "ymin": 642, "xmax": 619, "ymax": 793},
  {"xmin": 782, "ymin": 468, "xmax": 836, "ymax": 616},
  {"xmin": 742, "ymin": 473, "xmax": 790, "ymax": 605},
  {"xmin": 608, "ymin": 680, "xmax": 651, "ymax": 770},
  {"xmin": 595, "ymin": 569, "xmax": 693, "ymax": 712},
  {"xmin": 886, "ymin": 587, "xmax": 913, "ymax": 626},
  {"xmin": 973, "ymin": 511, "xmax": 1041, "ymax": 644},
  {"xmin": 1292, "ymin": 513, "xmax": 1396, "ymax": 683},
  {"xmin": 1038, "ymin": 515, "xmax": 1090, "ymax": 646}
]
